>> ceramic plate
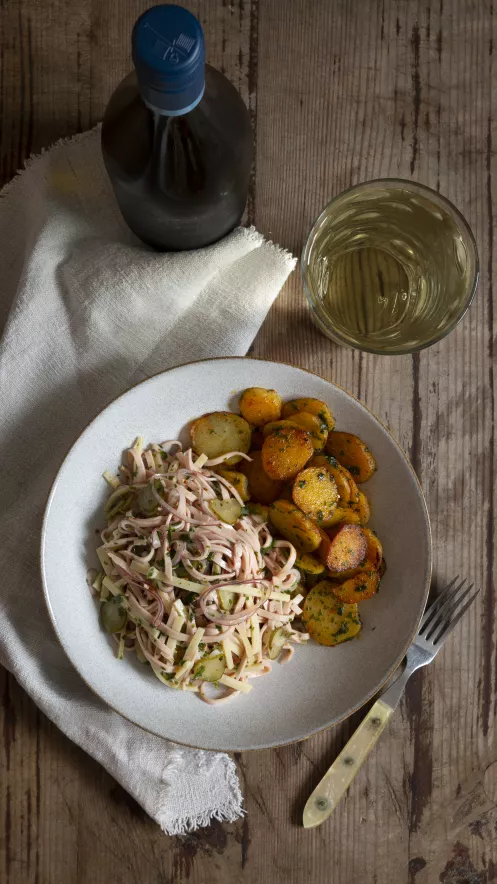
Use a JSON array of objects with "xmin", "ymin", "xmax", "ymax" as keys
[{"xmin": 41, "ymin": 358, "xmax": 431, "ymax": 751}]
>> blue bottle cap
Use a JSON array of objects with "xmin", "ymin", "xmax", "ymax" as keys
[{"xmin": 132, "ymin": 5, "xmax": 205, "ymax": 115}]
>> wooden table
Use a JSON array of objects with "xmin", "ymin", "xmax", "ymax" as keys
[{"xmin": 1, "ymin": 1, "xmax": 495, "ymax": 881}]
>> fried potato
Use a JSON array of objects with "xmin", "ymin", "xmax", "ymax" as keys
[
  {"xmin": 262, "ymin": 427, "xmax": 314, "ymax": 481},
  {"xmin": 288, "ymin": 412, "xmax": 328, "ymax": 451},
  {"xmin": 319, "ymin": 504, "xmax": 362, "ymax": 527},
  {"xmin": 363, "ymin": 527, "xmax": 383, "ymax": 568},
  {"xmin": 292, "ymin": 466, "xmax": 339, "ymax": 521},
  {"xmin": 325, "ymin": 432, "xmax": 376, "ymax": 482},
  {"xmin": 302, "ymin": 580, "xmax": 362, "ymax": 645},
  {"xmin": 295, "ymin": 553, "xmax": 325, "ymax": 588},
  {"xmin": 351, "ymin": 490, "xmax": 371, "ymax": 525},
  {"xmin": 269, "ymin": 499, "xmax": 322, "ymax": 552},
  {"xmin": 310, "ymin": 454, "xmax": 355, "ymax": 503},
  {"xmin": 318, "ymin": 524, "xmax": 367, "ymax": 572},
  {"xmin": 262, "ymin": 419, "xmax": 301, "ymax": 437},
  {"xmin": 332, "ymin": 569, "xmax": 380, "ymax": 604},
  {"xmin": 241, "ymin": 450, "xmax": 283, "ymax": 504},
  {"xmin": 326, "ymin": 526, "xmax": 382, "ymax": 579},
  {"xmin": 246, "ymin": 502, "xmax": 269, "ymax": 521},
  {"xmin": 282, "ymin": 398, "xmax": 335, "ymax": 431},
  {"xmin": 191, "ymin": 412, "xmax": 251, "ymax": 465},
  {"xmin": 215, "ymin": 469, "xmax": 250, "ymax": 502},
  {"xmin": 239, "ymin": 387, "xmax": 282, "ymax": 427}
]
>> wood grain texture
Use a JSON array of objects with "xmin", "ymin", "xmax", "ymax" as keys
[{"xmin": 0, "ymin": 0, "xmax": 496, "ymax": 882}]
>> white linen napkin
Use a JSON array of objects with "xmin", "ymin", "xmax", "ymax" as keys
[{"xmin": 0, "ymin": 125, "xmax": 296, "ymax": 835}]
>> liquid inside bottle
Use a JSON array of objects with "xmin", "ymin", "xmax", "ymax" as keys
[{"xmin": 101, "ymin": 5, "xmax": 253, "ymax": 251}]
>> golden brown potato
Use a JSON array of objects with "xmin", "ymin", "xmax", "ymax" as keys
[
  {"xmin": 310, "ymin": 455, "xmax": 354, "ymax": 503},
  {"xmin": 191, "ymin": 412, "xmax": 251, "ymax": 465},
  {"xmin": 239, "ymin": 387, "xmax": 282, "ymax": 427},
  {"xmin": 241, "ymin": 451, "xmax": 283, "ymax": 504},
  {"xmin": 269, "ymin": 499, "xmax": 322, "ymax": 552},
  {"xmin": 325, "ymin": 432, "xmax": 376, "ymax": 482},
  {"xmin": 247, "ymin": 502, "xmax": 269, "ymax": 521},
  {"xmin": 326, "ymin": 527, "xmax": 382, "ymax": 580},
  {"xmin": 262, "ymin": 419, "xmax": 301, "ymax": 438},
  {"xmin": 318, "ymin": 524, "xmax": 367, "ymax": 572},
  {"xmin": 282, "ymin": 398, "xmax": 335, "ymax": 431},
  {"xmin": 292, "ymin": 466, "xmax": 339, "ymax": 521},
  {"xmin": 295, "ymin": 552, "xmax": 325, "ymax": 577},
  {"xmin": 295, "ymin": 552, "xmax": 325, "ymax": 588},
  {"xmin": 215, "ymin": 469, "xmax": 250, "ymax": 502},
  {"xmin": 288, "ymin": 412, "xmax": 328, "ymax": 451},
  {"xmin": 302, "ymin": 581, "xmax": 361, "ymax": 645},
  {"xmin": 362, "ymin": 527, "xmax": 383, "ymax": 568},
  {"xmin": 319, "ymin": 504, "xmax": 362, "ymax": 527},
  {"xmin": 332, "ymin": 569, "xmax": 380, "ymax": 604},
  {"xmin": 351, "ymin": 490, "xmax": 371, "ymax": 525},
  {"xmin": 262, "ymin": 427, "xmax": 314, "ymax": 481}
]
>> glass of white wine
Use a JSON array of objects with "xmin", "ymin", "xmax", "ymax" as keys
[{"xmin": 302, "ymin": 179, "xmax": 479, "ymax": 355}]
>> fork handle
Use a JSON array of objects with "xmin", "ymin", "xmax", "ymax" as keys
[{"xmin": 302, "ymin": 699, "xmax": 394, "ymax": 828}]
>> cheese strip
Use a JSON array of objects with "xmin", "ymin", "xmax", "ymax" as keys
[{"xmin": 219, "ymin": 675, "xmax": 252, "ymax": 693}]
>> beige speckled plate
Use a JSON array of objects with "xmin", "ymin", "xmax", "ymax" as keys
[{"xmin": 41, "ymin": 357, "xmax": 431, "ymax": 751}]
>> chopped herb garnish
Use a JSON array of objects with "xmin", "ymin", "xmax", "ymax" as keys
[
  {"xmin": 298, "ymin": 480, "xmax": 306, "ymax": 488},
  {"xmin": 335, "ymin": 622, "xmax": 350, "ymax": 637}
]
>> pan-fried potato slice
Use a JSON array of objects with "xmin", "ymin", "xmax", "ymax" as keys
[
  {"xmin": 282, "ymin": 398, "xmax": 335, "ymax": 431},
  {"xmin": 241, "ymin": 450, "xmax": 283, "ymax": 504},
  {"xmin": 215, "ymin": 469, "xmax": 250, "ymax": 501},
  {"xmin": 363, "ymin": 527, "xmax": 383, "ymax": 568},
  {"xmin": 295, "ymin": 553, "xmax": 325, "ymax": 588},
  {"xmin": 191, "ymin": 412, "xmax": 251, "ymax": 465},
  {"xmin": 325, "ymin": 432, "xmax": 376, "ymax": 482},
  {"xmin": 238, "ymin": 387, "xmax": 282, "ymax": 427},
  {"xmin": 262, "ymin": 427, "xmax": 314, "ymax": 480},
  {"xmin": 302, "ymin": 580, "xmax": 362, "ymax": 645},
  {"xmin": 310, "ymin": 455, "xmax": 354, "ymax": 503},
  {"xmin": 350, "ymin": 490, "xmax": 371, "ymax": 525},
  {"xmin": 262, "ymin": 419, "xmax": 301, "ymax": 437},
  {"xmin": 332, "ymin": 569, "xmax": 380, "ymax": 604},
  {"xmin": 295, "ymin": 552, "xmax": 325, "ymax": 577},
  {"xmin": 318, "ymin": 524, "xmax": 367, "ymax": 572},
  {"xmin": 319, "ymin": 504, "xmax": 362, "ymax": 527},
  {"xmin": 292, "ymin": 466, "xmax": 339, "ymax": 521},
  {"xmin": 288, "ymin": 412, "xmax": 328, "ymax": 451},
  {"xmin": 326, "ymin": 527, "xmax": 382, "ymax": 579},
  {"xmin": 246, "ymin": 502, "xmax": 269, "ymax": 521},
  {"xmin": 269, "ymin": 499, "xmax": 322, "ymax": 552}
]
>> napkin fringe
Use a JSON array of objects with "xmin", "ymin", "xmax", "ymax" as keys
[
  {"xmin": 244, "ymin": 225, "xmax": 298, "ymax": 268},
  {"xmin": 156, "ymin": 754, "xmax": 244, "ymax": 836},
  {"xmin": 0, "ymin": 125, "xmax": 102, "ymax": 198}
]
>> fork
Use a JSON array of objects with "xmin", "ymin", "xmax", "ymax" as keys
[{"xmin": 303, "ymin": 576, "xmax": 479, "ymax": 828}]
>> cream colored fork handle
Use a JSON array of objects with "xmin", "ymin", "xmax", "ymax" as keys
[{"xmin": 302, "ymin": 699, "xmax": 394, "ymax": 828}]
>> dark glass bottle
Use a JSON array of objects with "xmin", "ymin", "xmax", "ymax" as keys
[{"xmin": 101, "ymin": 5, "xmax": 253, "ymax": 251}]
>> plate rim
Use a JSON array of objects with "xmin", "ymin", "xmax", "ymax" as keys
[{"xmin": 40, "ymin": 355, "xmax": 432, "ymax": 751}]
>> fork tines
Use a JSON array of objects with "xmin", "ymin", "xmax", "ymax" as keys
[{"xmin": 419, "ymin": 576, "xmax": 480, "ymax": 645}]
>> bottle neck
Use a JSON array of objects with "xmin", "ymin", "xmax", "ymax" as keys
[{"xmin": 140, "ymin": 82, "xmax": 205, "ymax": 116}]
